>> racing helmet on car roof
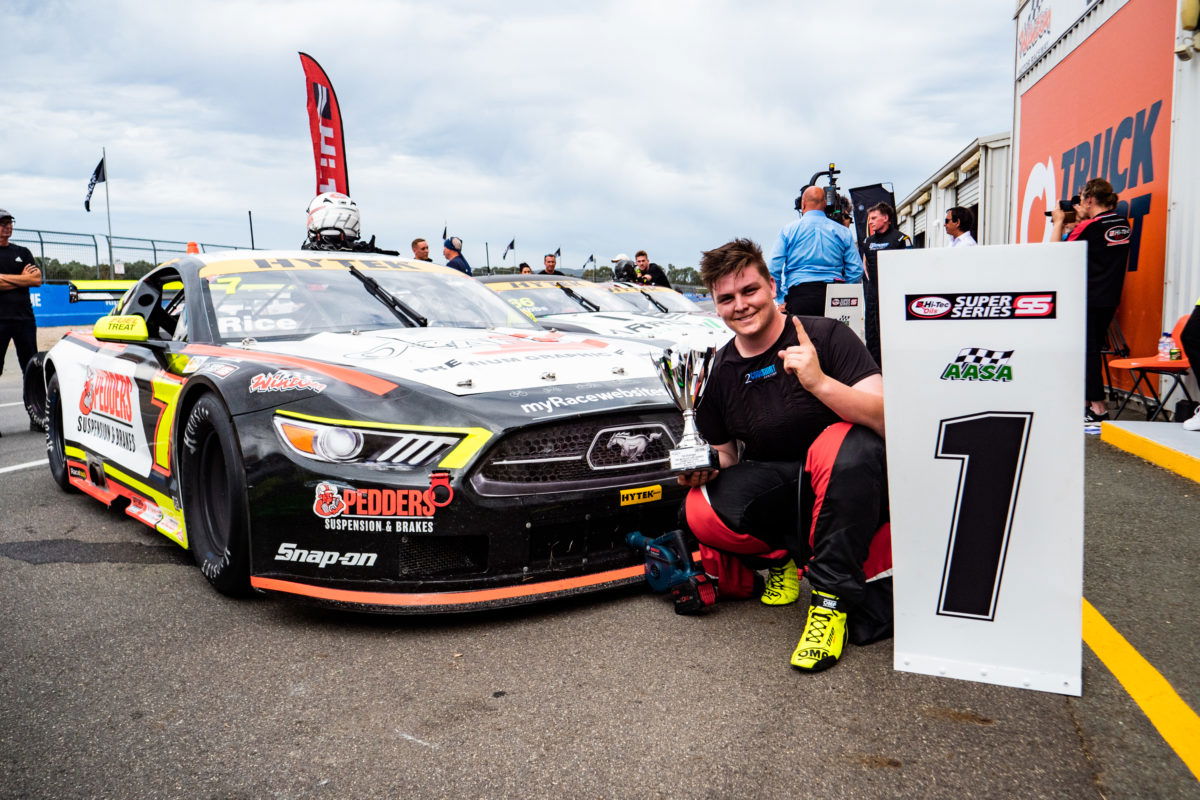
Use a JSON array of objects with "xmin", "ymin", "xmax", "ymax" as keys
[{"xmin": 306, "ymin": 192, "xmax": 361, "ymax": 241}]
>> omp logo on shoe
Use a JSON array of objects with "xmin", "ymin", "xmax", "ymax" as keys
[
  {"xmin": 619, "ymin": 484, "xmax": 662, "ymax": 506},
  {"xmin": 78, "ymin": 368, "xmax": 133, "ymax": 422},
  {"xmin": 905, "ymin": 292, "xmax": 1056, "ymax": 320},
  {"xmin": 940, "ymin": 348, "xmax": 1014, "ymax": 382},
  {"xmin": 275, "ymin": 542, "xmax": 377, "ymax": 568},
  {"xmin": 312, "ymin": 472, "xmax": 454, "ymax": 533}
]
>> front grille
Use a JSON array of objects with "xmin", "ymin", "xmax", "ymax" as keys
[
  {"xmin": 397, "ymin": 535, "xmax": 488, "ymax": 577},
  {"xmin": 477, "ymin": 412, "xmax": 682, "ymax": 486}
]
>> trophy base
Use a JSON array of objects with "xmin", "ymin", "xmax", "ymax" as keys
[{"xmin": 670, "ymin": 445, "xmax": 718, "ymax": 472}]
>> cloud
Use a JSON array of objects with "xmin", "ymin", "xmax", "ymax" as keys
[{"xmin": 7, "ymin": 0, "xmax": 1016, "ymax": 267}]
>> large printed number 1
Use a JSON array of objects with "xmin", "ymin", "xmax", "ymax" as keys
[{"xmin": 935, "ymin": 412, "xmax": 1033, "ymax": 621}]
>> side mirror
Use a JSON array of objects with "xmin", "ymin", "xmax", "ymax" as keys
[{"xmin": 93, "ymin": 315, "xmax": 149, "ymax": 343}]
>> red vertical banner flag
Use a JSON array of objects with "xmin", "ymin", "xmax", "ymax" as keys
[{"xmin": 298, "ymin": 52, "xmax": 349, "ymax": 196}]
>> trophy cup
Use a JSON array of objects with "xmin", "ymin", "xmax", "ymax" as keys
[{"xmin": 653, "ymin": 347, "xmax": 718, "ymax": 472}]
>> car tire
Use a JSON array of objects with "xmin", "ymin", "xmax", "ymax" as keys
[
  {"xmin": 24, "ymin": 353, "xmax": 48, "ymax": 433},
  {"xmin": 45, "ymin": 373, "xmax": 77, "ymax": 494},
  {"xmin": 180, "ymin": 393, "xmax": 252, "ymax": 596}
]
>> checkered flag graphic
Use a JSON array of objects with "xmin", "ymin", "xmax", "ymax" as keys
[{"xmin": 954, "ymin": 347, "xmax": 1014, "ymax": 366}]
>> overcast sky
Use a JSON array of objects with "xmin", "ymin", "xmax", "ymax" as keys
[{"xmin": 7, "ymin": 0, "xmax": 1016, "ymax": 269}]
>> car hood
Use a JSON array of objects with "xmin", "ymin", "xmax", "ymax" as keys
[
  {"xmin": 535, "ymin": 312, "xmax": 731, "ymax": 349},
  {"xmin": 243, "ymin": 327, "xmax": 666, "ymax": 397}
]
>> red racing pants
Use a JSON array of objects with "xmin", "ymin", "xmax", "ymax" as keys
[{"xmin": 682, "ymin": 422, "xmax": 893, "ymax": 644}]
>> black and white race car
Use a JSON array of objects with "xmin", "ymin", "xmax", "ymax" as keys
[
  {"xmin": 24, "ymin": 252, "xmax": 690, "ymax": 612},
  {"xmin": 596, "ymin": 281, "xmax": 711, "ymax": 316},
  {"xmin": 478, "ymin": 274, "xmax": 730, "ymax": 350}
]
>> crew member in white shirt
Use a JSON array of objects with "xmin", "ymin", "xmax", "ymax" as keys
[{"xmin": 945, "ymin": 207, "xmax": 977, "ymax": 247}]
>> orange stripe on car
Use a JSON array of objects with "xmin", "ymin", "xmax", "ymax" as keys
[
  {"xmin": 182, "ymin": 344, "xmax": 398, "ymax": 396},
  {"xmin": 251, "ymin": 564, "xmax": 646, "ymax": 606}
]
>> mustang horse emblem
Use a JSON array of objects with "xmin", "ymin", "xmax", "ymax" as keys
[{"xmin": 607, "ymin": 431, "xmax": 662, "ymax": 462}]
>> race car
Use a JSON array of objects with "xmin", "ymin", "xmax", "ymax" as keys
[
  {"xmin": 24, "ymin": 251, "xmax": 692, "ymax": 612},
  {"xmin": 478, "ymin": 274, "xmax": 730, "ymax": 349},
  {"xmin": 597, "ymin": 281, "xmax": 710, "ymax": 316}
]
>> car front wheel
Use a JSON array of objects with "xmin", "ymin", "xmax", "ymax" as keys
[{"xmin": 180, "ymin": 394, "xmax": 251, "ymax": 596}]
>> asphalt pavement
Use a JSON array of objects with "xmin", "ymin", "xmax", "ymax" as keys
[{"xmin": 1, "ymin": 342, "xmax": 1196, "ymax": 800}]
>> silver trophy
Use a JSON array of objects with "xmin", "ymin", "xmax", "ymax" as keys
[{"xmin": 653, "ymin": 346, "xmax": 718, "ymax": 472}]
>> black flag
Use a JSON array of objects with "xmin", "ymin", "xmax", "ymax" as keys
[
  {"xmin": 582, "ymin": 254, "xmax": 595, "ymax": 268},
  {"xmin": 502, "ymin": 239, "xmax": 515, "ymax": 260},
  {"xmin": 84, "ymin": 157, "xmax": 106, "ymax": 212},
  {"xmin": 442, "ymin": 223, "xmax": 448, "ymax": 240}
]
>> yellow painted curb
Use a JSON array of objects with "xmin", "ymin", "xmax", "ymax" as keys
[
  {"xmin": 1083, "ymin": 599, "xmax": 1200, "ymax": 781},
  {"xmin": 1100, "ymin": 423, "xmax": 1200, "ymax": 484}
]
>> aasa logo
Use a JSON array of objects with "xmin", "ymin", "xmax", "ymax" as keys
[{"xmin": 940, "ymin": 348, "xmax": 1014, "ymax": 382}]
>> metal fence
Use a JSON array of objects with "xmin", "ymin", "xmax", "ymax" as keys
[{"xmin": 12, "ymin": 228, "xmax": 250, "ymax": 280}]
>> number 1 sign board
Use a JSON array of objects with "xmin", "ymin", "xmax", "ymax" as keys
[{"xmin": 878, "ymin": 242, "xmax": 1085, "ymax": 696}]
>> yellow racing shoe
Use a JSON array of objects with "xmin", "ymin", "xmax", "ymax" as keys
[
  {"xmin": 790, "ymin": 591, "xmax": 847, "ymax": 672},
  {"xmin": 760, "ymin": 559, "xmax": 800, "ymax": 606}
]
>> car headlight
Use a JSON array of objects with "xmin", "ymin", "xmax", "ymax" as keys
[{"xmin": 272, "ymin": 412, "xmax": 492, "ymax": 470}]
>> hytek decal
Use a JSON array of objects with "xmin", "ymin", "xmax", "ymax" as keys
[
  {"xmin": 940, "ymin": 348, "xmax": 1014, "ymax": 382},
  {"xmin": 275, "ymin": 542, "xmax": 377, "ymax": 568},
  {"xmin": 619, "ymin": 484, "xmax": 663, "ymax": 506},
  {"xmin": 607, "ymin": 431, "xmax": 662, "ymax": 462},
  {"xmin": 249, "ymin": 370, "xmax": 328, "ymax": 394},
  {"xmin": 313, "ymin": 472, "xmax": 454, "ymax": 532},
  {"xmin": 905, "ymin": 292, "xmax": 1056, "ymax": 320}
]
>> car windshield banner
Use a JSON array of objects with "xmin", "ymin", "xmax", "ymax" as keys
[{"xmin": 299, "ymin": 52, "xmax": 349, "ymax": 196}]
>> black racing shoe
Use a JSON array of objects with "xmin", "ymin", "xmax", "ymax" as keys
[{"xmin": 1084, "ymin": 407, "xmax": 1110, "ymax": 424}]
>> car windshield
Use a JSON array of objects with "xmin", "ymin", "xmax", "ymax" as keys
[
  {"xmin": 201, "ymin": 261, "xmax": 537, "ymax": 342},
  {"xmin": 488, "ymin": 280, "xmax": 631, "ymax": 317},
  {"xmin": 603, "ymin": 284, "xmax": 703, "ymax": 313}
]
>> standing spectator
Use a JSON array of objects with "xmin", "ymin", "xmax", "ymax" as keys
[
  {"xmin": 518, "ymin": 263, "xmax": 533, "ymax": 274},
  {"xmin": 0, "ymin": 209, "xmax": 42, "ymax": 435},
  {"xmin": 770, "ymin": 186, "xmax": 862, "ymax": 317},
  {"xmin": 861, "ymin": 202, "xmax": 911, "ymax": 365},
  {"xmin": 1051, "ymin": 178, "xmax": 1130, "ymax": 423},
  {"xmin": 443, "ymin": 236, "xmax": 472, "ymax": 275},
  {"xmin": 945, "ymin": 207, "xmax": 977, "ymax": 247},
  {"xmin": 538, "ymin": 254, "xmax": 559, "ymax": 275},
  {"xmin": 411, "ymin": 238, "xmax": 432, "ymax": 262},
  {"xmin": 633, "ymin": 250, "xmax": 672, "ymax": 288}
]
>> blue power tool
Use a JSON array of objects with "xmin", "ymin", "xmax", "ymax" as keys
[{"xmin": 626, "ymin": 530, "xmax": 717, "ymax": 614}]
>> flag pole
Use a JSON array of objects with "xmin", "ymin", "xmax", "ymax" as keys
[
  {"xmin": 248, "ymin": 210, "xmax": 256, "ymax": 249},
  {"xmin": 485, "ymin": 242, "xmax": 491, "ymax": 273},
  {"xmin": 102, "ymin": 147, "xmax": 114, "ymax": 279}
]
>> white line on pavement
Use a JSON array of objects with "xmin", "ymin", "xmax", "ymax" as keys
[
  {"xmin": 0, "ymin": 402, "xmax": 24, "ymax": 408},
  {"xmin": 0, "ymin": 459, "xmax": 47, "ymax": 474}
]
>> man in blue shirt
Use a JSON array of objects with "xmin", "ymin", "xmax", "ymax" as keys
[
  {"xmin": 443, "ymin": 236, "xmax": 472, "ymax": 276},
  {"xmin": 769, "ymin": 185, "xmax": 862, "ymax": 316}
]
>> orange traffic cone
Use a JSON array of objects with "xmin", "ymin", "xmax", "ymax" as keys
[{"xmin": 186, "ymin": 241, "xmax": 200, "ymax": 254}]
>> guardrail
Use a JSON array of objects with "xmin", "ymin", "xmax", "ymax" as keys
[{"xmin": 12, "ymin": 228, "xmax": 251, "ymax": 280}]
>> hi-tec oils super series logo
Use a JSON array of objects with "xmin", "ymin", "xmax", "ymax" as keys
[
  {"xmin": 77, "ymin": 367, "xmax": 137, "ymax": 452},
  {"xmin": 905, "ymin": 292, "xmax": 1056, "ymax": 320},
  {"xmin": 313, "ymin": 471, "xmax": 454, "ymax": 532}
]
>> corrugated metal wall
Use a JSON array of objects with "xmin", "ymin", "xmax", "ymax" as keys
[
  {"xmin": 980, "ymin": 142, "xmax": 1011, "ymax": 245},
  {"xmin": 957, "ymin": 174, "xmax": 981, "ymax": 207}
]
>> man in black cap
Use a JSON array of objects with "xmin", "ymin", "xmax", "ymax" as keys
[
  {"xmin": 0, "ymin": 209, "xmax": 41, "ymax": 435},
  {"xmin": 443, "ymin": 236, "xmax": 472, "ymax": 275}
]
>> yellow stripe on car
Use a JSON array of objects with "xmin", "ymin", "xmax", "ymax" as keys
[{"xmin": 99, "ymin": 463, "xmax": 188, "ymax": 548}]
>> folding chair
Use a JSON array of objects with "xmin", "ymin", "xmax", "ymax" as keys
[
  {"xmin": 1109, "ymin": 315, "xmax": 1195, "ymax": 421},
  {"xmin": 1101, "ymin": 317, "xmax": 1130, "ymax": 399}
]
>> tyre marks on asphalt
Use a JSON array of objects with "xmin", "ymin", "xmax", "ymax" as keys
[{"xmin": 0, "ymin": 538, "xmax": 189, "ymax": 566}]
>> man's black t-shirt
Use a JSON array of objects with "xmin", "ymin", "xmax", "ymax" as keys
[
  {"xmin": 0, "ymin": 244, "xmax": 37, "ymax": 320},
  {"xmin": 635, "ymin": 263, "xmax": 671, "ymax": 288},
  {"xmin": 696, "ymin": 316, "xmax": 880, "ymax": 462},
  {"xmin": 1067, "ymin": 210, "xmax": 1131, "ymax": 307},
  {"xmin": 861, "ymin": 228, "xmax": 911, "ymax": 282}
]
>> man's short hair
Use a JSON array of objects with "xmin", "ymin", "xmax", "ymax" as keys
[
  {"xmin": 866, "ymin": 202, "xmax": 897, "ymax": 227},
  {"xmin": 411, "ymin": 237, "xmax": 426, "ymax": 249},
  {"xmin": 634, "ymin": 250, "xmax": 648, "ymax": 259},
  {"xmin": 947, "ymin": 206, "xmax": 974, "ymax": 231},
  {"xmin": 699, "ymin": 238, "xmax": 769, "ymax": 290},
  {"xmin": 544, "ymin": 253, "xmax": 556, "ymax": 260}
]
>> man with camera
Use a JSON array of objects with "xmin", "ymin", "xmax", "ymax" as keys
[
  {"xmin": 769, "ymin": 186, "xmax": 862, "ymax": 317},
  {"xmin": 678, "ymin": 238, "xmax": 892, "ymax": 673},
  {"xmin": 1050, "ymin": 178, "xmax": 1130, "ymax": 423}
]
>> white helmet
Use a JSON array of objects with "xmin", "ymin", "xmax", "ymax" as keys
[{"xmin": 306, "ymin": 192, "xmax": 360, "ymax": 240}]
